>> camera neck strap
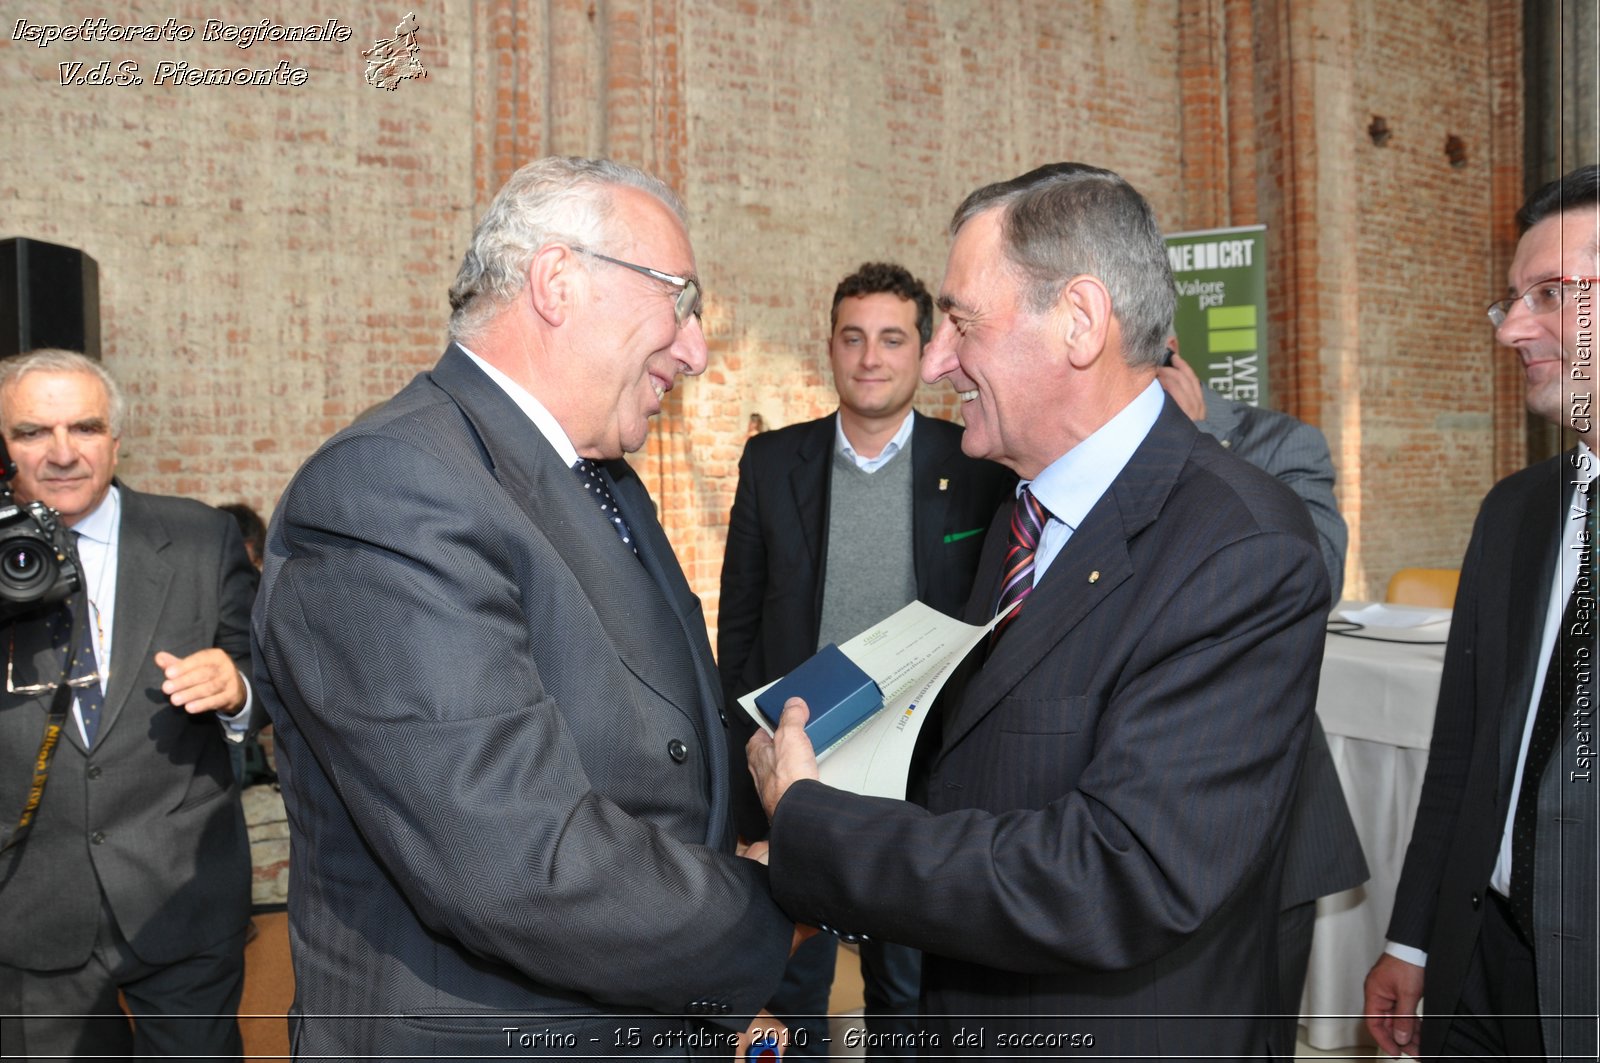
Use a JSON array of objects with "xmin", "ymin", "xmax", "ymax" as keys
[
  {"xmin": 2, "ymin": 603, "xmax": 92, "ymax": 857},
  {"xmin": 0, "ymin": 676, "xmax": 72, "ymax": 855}
]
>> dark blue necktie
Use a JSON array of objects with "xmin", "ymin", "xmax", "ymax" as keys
[
  {"xmin": 52, "ymin": 583, "xmax": 105, "ymax": 747},
  {"xmin": 572, "ymin": 459, "xmax": 638, "ymax": 557},
  {"xmin": 1509, "ymin": 481, "xmax": 1598, "ymax": 936}
]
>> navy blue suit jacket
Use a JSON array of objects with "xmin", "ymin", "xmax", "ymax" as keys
[{"xmin": 767, "ymin": 399, "xmax": 1330, "ymax": 1057}]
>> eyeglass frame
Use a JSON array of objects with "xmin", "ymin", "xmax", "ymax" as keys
[
  {"xmin": 7, "ymin": 629, "xmax": 101, "ymax": 696},
  {"xmin": 571, "ymin": 246, "xmax": 703, "ymax": 327},
  {"xmin": 1486, "ymin": 275, "xmax": 1600, "ymax": 328}
]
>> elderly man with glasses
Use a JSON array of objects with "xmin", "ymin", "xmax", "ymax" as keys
[
  {"xmin": 253, "ymin": 156, "xmax": 801, "ymax": 1059},
  {"xmin": 1364, "ymin": 165, "xmax": 1599, "ymax": 1060}
]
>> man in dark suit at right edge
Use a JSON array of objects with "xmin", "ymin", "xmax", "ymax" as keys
[
  {"xmin": 748, "ymin": 163, "xmax": 1332, "ymax": 1057},
  {"xmin": 1364, "ymin": 168, "xmax": 1599, "ymax": 1060}
]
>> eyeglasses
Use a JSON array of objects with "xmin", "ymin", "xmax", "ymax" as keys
[
  {"xmin": 7, "ymin": 630, "xmax": 100, "ymax": 696},
  {"xmin": 573, "ymin": 247, "xmax": 703, "ymax": 327},
  {"xmin": 1486, "ymin": 276, "xmax": 1600, "ymax": 328}
]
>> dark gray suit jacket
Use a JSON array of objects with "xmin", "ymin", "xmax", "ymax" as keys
[
  {"xmin": 1389, "ymin": 452, "xmax": 1596, "ymax": 1059},
  {"xmin": 253, "ymin": 346, "xmax": 792, "ymax": 1059},
  {"xmin": 1196, "ymin": 386, "xmax": 1347, "ymax": 595},
  {"xmin": 0, "ymin": 485, "xmax": 257, "ymax": 971},
  {"xmin": 767, "ymin": 400, "xmax": 1331, "ymax": 1057},
  {"xmin": 1195, "ymin": 388, "xmax": 1367, "ymax": 909}
]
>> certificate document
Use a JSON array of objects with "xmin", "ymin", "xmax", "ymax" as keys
[{"xmin": 739, "ymin": 600, "xmax": 1011, "ymax": 798}]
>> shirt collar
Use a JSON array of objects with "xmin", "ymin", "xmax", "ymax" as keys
[
  {"xmin": 835, "ymin": 409, "xmax": 915, "ymax": 472},
  {"xmin": 72, "ymin": 483, "xmax": 121, "ymax": 546},
  {"xmin": 1025, "ymin": 379, "xmax": 1166, "ymax": 531},
  {"xmin": 458, "ymin": 344, "xmax": 580, "ymax": 469}
]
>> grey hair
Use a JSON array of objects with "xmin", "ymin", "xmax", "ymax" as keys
[
  {"xmin": 0, "ymin": 349, "xmax": 126, "ymax": 438},
  {"xmin": 447, "ymin": 156, "xmax": 688, "ymax": 342},
  {"xmin": 951, "ymin": 163, "xmax": 1176, "ymax": 369}
]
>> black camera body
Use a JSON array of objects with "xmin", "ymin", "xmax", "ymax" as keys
[
  {"xmin": 0, "ymin": 439, "xmax": 81, "ymax": 623},
  {"xmin": 0, "ymin": 497, "xmax": 79, "ymax": 622}
]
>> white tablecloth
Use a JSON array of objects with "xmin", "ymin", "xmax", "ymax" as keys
[{"xmin": 1300, "ymin": 605, "xmax": 1448, "ymax": 1049}]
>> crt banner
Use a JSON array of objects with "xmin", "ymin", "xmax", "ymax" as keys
[{"xmin": 1165, "ymin": 225, "xmax": 1267, "ymax": 407}]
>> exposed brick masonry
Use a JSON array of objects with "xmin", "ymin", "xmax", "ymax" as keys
[{"xmin": 2, "ymin": 0, "xmax": 1531, "ymax": 631}]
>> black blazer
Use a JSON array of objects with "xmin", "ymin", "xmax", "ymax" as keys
[
  {"xmin": 1389, "ymin": 452, "xmax": 1597, "ymax": 1058},
  {"xmin": 0, "ymin": 485, "xmax": 257, "ymax": 971},
  {"xmin": 717, "ymin": 412, "xmax": 1014, "ymax": 833},
  {"xmin": 718, "ymin": 410, "xmax": 1014, "ymax": 706},
  {"xmin": 767, "ymin": 400, "xmax": 1331, "ymax": 1057}
]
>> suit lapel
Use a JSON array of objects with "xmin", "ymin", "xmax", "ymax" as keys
[
  {"xmin": 605, "ymin": 459, "xmax": 731, "ymax": 840},
  {"xmin": 789, "ymin": 419, "xmax": 832, "ymax": 576},
  {"xmin": 429, "ymin": 348, "xmax": 709, "ymax": 744},
  {"xmin": 605, "ymin": 459, "xmax": 721, "ymax": 715},
  {"xmin": 101, "ymin": 486, "xmax": 173, "ymax": 746},
  {"xmin": 911, "ymin": 411, "xmax": 953, "ymax": 598},
  {"xmin": 1498, "ymin": 458, "xmax": 1581, "ymax": 792},
  {"xmin": 938, "ymin": 402, "xmax": 1194, "ymax": 757}
]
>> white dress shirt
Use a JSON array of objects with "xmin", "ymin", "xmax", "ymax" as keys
[
  {"xmin": 461, "ymin": 345, "xmax": 581, "ymax": 466},
  {"xmin": 70, "ymin": 486, "xmax": 251, "ymax": 745},
  {"xmin": 835, "ymin": 409, "xmax": 915, "ymax": 473},
  {"xmin": 1024, "ymin": 379, "xmax": 1165, "ymax": 582}
]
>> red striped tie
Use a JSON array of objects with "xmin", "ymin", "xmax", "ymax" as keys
[{"xmin": 993, "ymin": 487, "xmax": 1048, "ymax": 636}]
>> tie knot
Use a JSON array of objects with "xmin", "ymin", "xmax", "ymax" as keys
[
  {"xmin": 1014, "ymin": 486, "xmax": 1048, "ymax": 539},
  {"xmin": 571, "ymin": 458, "xmax": 639, "ymax": 557}
]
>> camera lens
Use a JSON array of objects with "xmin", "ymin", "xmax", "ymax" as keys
[{"xmin": 0, "ymin": 541, "xmax": 48, "ymax": 591}]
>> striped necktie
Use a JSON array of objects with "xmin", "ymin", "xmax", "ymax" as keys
[{"xmin": 993, "ymin": 486, "xmax": 1048, "ymax": 637}]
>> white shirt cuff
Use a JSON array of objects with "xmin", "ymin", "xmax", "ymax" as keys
[
  {"xmin": 1383, "ymin": 941, "xmax": 1428, "ymax": 968},
  {"xmin": 218, "ymin": 671, "xmax": 253, "ymax": 742}
]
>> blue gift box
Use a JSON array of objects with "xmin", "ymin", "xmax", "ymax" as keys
[{"xmin": 753, "ymin": 643, "xmax": 883, "ymax": 754}]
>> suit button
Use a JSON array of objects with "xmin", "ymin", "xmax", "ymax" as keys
[
  {"xmin": 718, "ymin": 709, "xmax": 728, "ymax": 726},
  {"xmin": 90, "ymin": 831, "xmax": 106, "ymax": 845},
  {"xmin": 87, "ymin": 766, "xmax": 102, "ymax": 779},
  {"xmin": 1471, "ymin": 892, "xmax": 1482, "ymax": 910},
  {"xmin": 667, "ymin": 739, "xmax": 688, "ymax": 763}
]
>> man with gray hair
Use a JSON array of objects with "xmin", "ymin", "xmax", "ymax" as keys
[
  {"xmin": 0, "ymin": 349, "xmax": 257, "ymax": 1059},
  {"xmin": 254, "ymin": 156, "xmax": 799, "ymax": 1058},
  {"xmin": 747, "ymin": 163, "xmax": 1331, "ymax": 1056}
]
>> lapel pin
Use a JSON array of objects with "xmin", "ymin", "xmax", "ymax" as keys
[
  {"xmin": 1088, "ymin": 570, "xmax": 1100, "ymax": 583},
  {"xmin": 938, "ymin": 478, "xmax": 949, "ymax": 492}
]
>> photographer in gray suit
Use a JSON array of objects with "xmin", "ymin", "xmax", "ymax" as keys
[
  {"xmin": 0, "ymin": 349, "xmax": 257, "ymax": 1060},
  {"xmin": 254, "ymin": 157, "xmax": 799, "ymax": 1059}
]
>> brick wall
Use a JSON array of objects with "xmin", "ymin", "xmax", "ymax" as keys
[{"xmin": 2, "ymin": 0, "xmax": 1531, "ymax": 629}]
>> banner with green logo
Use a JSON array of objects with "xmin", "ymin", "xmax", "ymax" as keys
[{"xmin": 1165, "ymin": 225, "xmax": 1268, "ymax": 407}]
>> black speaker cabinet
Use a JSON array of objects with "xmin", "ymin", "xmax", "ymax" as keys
[{"xmin": 0, "ymin": 238, "xmax": 101, "ymax": 359}]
